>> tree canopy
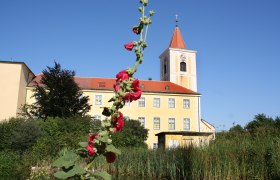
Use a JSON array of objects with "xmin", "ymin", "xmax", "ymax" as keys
[
  {"xmin": 30, "ymin": 62, "xmax": 91, "ymax": 119},
  {"xmin": 111, "ymin": 119, "xmax": 148, "ymax": 148}
]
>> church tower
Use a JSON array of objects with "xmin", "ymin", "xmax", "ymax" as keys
[{"xmin": 159, "ymin": 20, "xmax": 197, "ymax": 92}]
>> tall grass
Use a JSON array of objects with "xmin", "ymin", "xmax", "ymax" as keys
[{"xmin": 92, "ymin": 134, "xmax": 280, "ymax": 179}]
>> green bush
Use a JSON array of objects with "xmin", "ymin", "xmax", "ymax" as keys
[
  {"xmin": 0, "ymin": 150, "xmax": 22, "ymax": 179},
  {"xmin": 111, "ymin": 119, "xmax": 148, "ymax": 148},
  {"xmin": 0, "ymin": 118, "xmax": 43, "ymax": 152}
]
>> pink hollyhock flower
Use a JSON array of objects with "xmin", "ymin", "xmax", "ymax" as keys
[
  {"xmin": 124, "ymin": 42, "xmax": 135, "ymax": 51},
  {"xmin": 133, "ymin": 26, "xmax": 141, "ymax": 35},
  {"xmin": 114, "ymin": 82, "xmax": 121, "ymax": 92},
  {"xmin": 88, "ymin": 134, "xmax": 98, "ymax": 142},
  {"xmin": 124, "ymin": 91, "xmax": 142, "ymax": 102},
  {"xmin": 116, "ymin": 70, "xmax": 129, "ymax": 82},
  {"xmin": 106, "ymin": 152, "xmax": 116, "ymax": 163},
  {"xmin": 113, "ymin": 112, "xmax": 124, "ymax": 132},
  {"xmin": 86, "ymin": 143, "xmax": 96, "ymax": 156}
]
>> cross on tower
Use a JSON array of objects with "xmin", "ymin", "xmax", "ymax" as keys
[{"xmin": 175, "ymin": 14, "xmax": 179, "ymax": 27}]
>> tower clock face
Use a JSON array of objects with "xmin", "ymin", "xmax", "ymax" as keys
[{"xmin": 180, "ymin": 54, "xmax": 186, "ymax": 61}]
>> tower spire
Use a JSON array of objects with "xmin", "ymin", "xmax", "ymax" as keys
[{"xmin": 169, "ymin": 15, "xmax": 186, "ymax": 49}]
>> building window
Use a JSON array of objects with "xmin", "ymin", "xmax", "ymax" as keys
[
  {"xmin": 93, "ymin": 115, "xmax": 101, "ymax": 121},
  {"xmin": 95, "ymin": 95, "xmax": 102, "ymax": 105},
  {"xmin": 183, "ymin": 118, "xmax": 190, "ymax": 131},
  {"xmin": 168, "ymin": 98, "xmax": 175, "ymax": 108},
  {"xmin": 168, "ymin": 118, "xmax": 175, "ymax": 130},
  {"xmin": 138, "ymin": 97, "xmax": 145, "ymax": 107},
  {"xmin": 153, "ymin": 117, "xmax": 160, "ymax": 130},
  {"xmin": 183, "ymin": 99, "xmax": 190, "ymax": 109},
  {"xmin": 153, "ymin": 143, "xmax": 158, "ymax": 150},
  {"xmin": 180, "ymin": 62, "xmax": 186, "ymax": 72},
  {"xmin": 153, "ymin": 98, "xmax": 160, "ymax": 108},
  {"xmin": 138, "ymin": 117, "xmax": 145, "ymax": 127}
]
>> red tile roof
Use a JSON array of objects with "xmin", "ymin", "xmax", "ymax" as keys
[
  {"xmin": 28, "ymin": 75, "xmax": 199, "ymax": 95},
  {"xmin": 169, "ymin": 27, "xmax": 187, "ymax": 49}
]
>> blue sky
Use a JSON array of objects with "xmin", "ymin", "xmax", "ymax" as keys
[{"xmin": 1, "ymin": 0, "xmax": 280, "ymax": 131}]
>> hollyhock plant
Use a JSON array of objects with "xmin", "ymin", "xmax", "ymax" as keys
[
  {"xmin": 86, "ymin": 143, "xmax": 96, "ymax": 156},
  {"xmin": 116, "ymin": 70, "xmax": 129, "ymax": 82},
  {"xmin": 124, "ymin": 42, "xmax": 135, "ymax": 51},
  {"xmin": 132, "ymin": 79, "xmax": 141, "ymax": 92},
  {"xmin": 113, "ymin": 82, "xmax": 121, "ymax": 92},
  {"xmin": 133, "ymin": 26, "xmax": 142, "ymax": 34},
  {"xmin": 113, "ymin": 112, "xmax": 124, "ymax": 132},
  {"xmin": 106, "ymin": 152, "xmax": 116, "ymax": 163},
  {"xmin": 125, "ymin": 90, "xmax": 142, "ymax": 102},
  {"xmin": 52, "ymin": 1, "xmax": 153, "ymax": 179},
  {"xmin": 88, "ymin": 134, "xmax": 98, "ymax": 142}
]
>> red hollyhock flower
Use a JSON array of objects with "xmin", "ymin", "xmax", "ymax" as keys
[
  {"xmin": 114, "ymin": 82, "xmax": 121, "ymax": 92},
  {"xmin": 88, "ymin": 134, "xmax": 98, "ymax": 142},
  {"xmin": 124, "ymin": 91, "xmax": 142, "ymax": 102},
  {"xmin": 132, "ymin": 79, "xmax": 141, "ymax": 92},
  {"xmin": 124, "ymin": 42, "xmax": 135, "ymax": 51},
  {"xmin": 133, "ymin": 26, "xmax": 141, "ymax": 35},
  {"xmin": 106, "ymin": 152, "xmax": 116, "ymax": 163},
  {"xmin": 86, "ymin": 143, "xmax": 96, "ymax": 156},
  {"xmin": 116, "ymin": 70, "xmax": 129, "ymax": 82},
  {"xmin": 113, "ymin": 112, "xmax": 124, "ymax": 132}
]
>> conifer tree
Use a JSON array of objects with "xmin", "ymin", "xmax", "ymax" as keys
[{"xmin": 30, "ymin": 62, "xmax": 91, "ymax": 119}]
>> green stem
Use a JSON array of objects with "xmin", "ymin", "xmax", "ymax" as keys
[
  {"xmin": 144, "ymin": 25, "xmax": 149, "ymax": 43},
  {"xmin": 140, "ymin": 5, "xmax": 145, "ymax": 41}
]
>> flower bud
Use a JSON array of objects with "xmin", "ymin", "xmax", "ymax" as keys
[{"xmin": 149, "ymin": 10, "xmax": 155, "ymax": 16}]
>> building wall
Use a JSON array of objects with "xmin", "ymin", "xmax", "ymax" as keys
[
  {"xmin": 163, "ymin": 134, "xmax": 214, "ymax": 148},
  {"xmin": 0, "ymin": 62, "xmax": 34, "ymax": 121},
  {"xmin": 17, "ymin": 65, "xmax": 35, "ymax": 115},
  {"xmin": 0, "ymin": 63, "xmax": 22, "ymax": 121},
  {"xmin": 26, "ymin": 88, "xmax": 201, "ymax": 148}
]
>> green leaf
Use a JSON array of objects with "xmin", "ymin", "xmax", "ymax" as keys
[
  {"xmin": 52, "ymin": 151, "xmax": 78, "ymax": 169},
  {"xmin": 92, "ymin": 171, "xmax": 112, "ymax": 180},
  {"xmin": 102, "ymin": 107, "xmax": 111, "ymax": 116},
  {"xmin": 108, "ymin": 97, "xmax": 116, "ymax": 102},
  {"xmin": 97, "ymin": 135, "xmax": 109, "ymax": 143},
  {"xmin": 54, "ymin": 165, "xmax": 86, "ymax": 179},
  {"xmin": 78, "ymin": 142, "xmax": 88, "ymax": 148},
  {"xmin": 106, "ymin": 144, "xmax": 121, "ymax": 155}
]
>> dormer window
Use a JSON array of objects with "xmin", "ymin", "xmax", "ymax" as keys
[{"xmin": 180, "ymin": 62, "xmax": 186, "ymax": 72}]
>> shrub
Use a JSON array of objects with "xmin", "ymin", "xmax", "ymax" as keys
[
  {"xmin": 111, "ymin": 119, "xmax": 148, "ymax": 148},
  {"xmin": 0, "ymin": 150, "xmax": 22, "ymax": 179},
  {"xmin": 0, "ymin": 118, "xmax": 43, "ymax": 152}
]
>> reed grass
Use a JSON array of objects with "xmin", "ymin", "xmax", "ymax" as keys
[{"xmin": 92, "ymin": 134, "xmax": 280, "ymax": 179}]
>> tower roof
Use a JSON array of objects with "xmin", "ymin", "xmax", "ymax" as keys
[{"xmin": 169, "ymin": 26, "xmax": 187, "ymax": 49}]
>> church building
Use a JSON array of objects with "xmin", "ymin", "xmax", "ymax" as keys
[{"xmin": 0, "ymin": 24, "xmax": 215, "ymax": 149}]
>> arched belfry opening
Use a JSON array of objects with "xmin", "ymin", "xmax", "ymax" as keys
[{"xmin": 180, "ymin": 61, "xmax": 186, "ymax": 72}]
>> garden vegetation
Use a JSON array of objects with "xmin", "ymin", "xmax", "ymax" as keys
[{"xmin": 0, "ymin": 114, "xmax": 280, "ymax": 179}]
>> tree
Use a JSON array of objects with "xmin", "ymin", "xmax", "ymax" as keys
[
  {"xmin": 229, "ymin": 124, "xmax": 244, "ymax": 134},
  {"xmin": 30, "ymin": 62, "xmax": 91, "ymax": 119},
  {"xmin": 245, "ymin": 113, "xmax": 275, "ymax": 135},
  {"xmin": 111, "ymin": 119, "xmax": 148, "ymax": 148}
]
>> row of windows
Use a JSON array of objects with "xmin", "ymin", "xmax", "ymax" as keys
[
  {"xmin": 93, "ymin": 115, "xmax": 191, "ymax": 131},
  {"xmin": 94, "ymin": 95, "xmax": 190, "ymax": 109},
  {"xmin": 139, "ymin": 117, "xmax": 190, "ymax": 131}
]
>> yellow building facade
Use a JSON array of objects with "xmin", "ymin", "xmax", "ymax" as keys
[{"xmin": 0, "ymin": 25, "xmax": 215, "ymax": 149}]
